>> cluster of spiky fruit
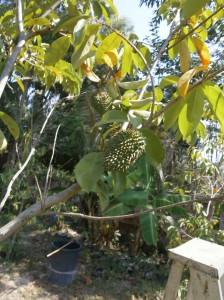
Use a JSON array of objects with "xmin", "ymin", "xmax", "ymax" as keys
[
  {"xmin": 91, "ymin": 89, "xmax": 113, "ymax": 115},
  {"xmin": 104, "ymin": 129, "xmax": 146, "ymax": 171}
]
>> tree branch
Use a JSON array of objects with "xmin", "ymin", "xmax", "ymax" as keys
[{"xmin": 0, "ymin": 183, "xmax": 82, "ymax": 242}]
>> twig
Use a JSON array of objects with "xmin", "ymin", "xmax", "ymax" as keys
[
  {"xmin": 35, "ymin": 175, "xmax": 43, "ymax": 210},
  {"xmin": 43, "ymin": 124, "xmax": 61, "ymax": 208}
]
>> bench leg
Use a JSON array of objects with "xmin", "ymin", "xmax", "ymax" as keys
[
  {"xmin": 186, "ymin": 267, "xmax": 223, "ymax": 300},
  {"xmin": 164, "ymin": 260, "xmax": 184, "ymax": 300}
]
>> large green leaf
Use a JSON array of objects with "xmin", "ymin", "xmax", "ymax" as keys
[
  {"xmin": 94, "ymin": 110, "xmax": 128, "ymax": 127},
  {"xmin": 0, "ymin": 129, "xmax": 7, "ymax": 154},
  {"xmin": 202, "ymin": 82, "xmax": 224, "ymax": 131},
  {"xmin": 53, "ymin": 15, "xmax": 90, "ymax": 35},
  {"xmin": 96, "ymin": 180, "xmax": 110, "ymax": 211},
  {"xmin": 180, "ymin": 0, "xmax": 210, "ymax": 21},
  {"xmin": 104, "ymin": 201, "xmax": 131, "ymax": 216},
  {"xmin": 71, "ymin": 24, "xmax": 100, "ymax": 69},
  {"xmin": 178, "ymin": 87, "xmax": 204, "ymax": 139},
  {"xmin": 0, "ymin": 111, "xmax": 20, "ymax": 140},
  {"xmin": 116, "ymin": 189, "xmax": 148, "ymax": 207},
  {"xmin": 44, "ymin": 36, "xmax": 71, "ymax": 66},
  {"xmin": 25, "ymin": 17, "xmax": 50, "ymax": 27},
  {"xmin": 140, "ymin": 210, "xmax": 158, "ymax": 246},
  {"xmin": 140, "ymin": 128, "xmax": 165, "ymax": 166},
  {"xmin": 121, "ymin": 41, "xmax": 133, "ymax": 76},
  {"xmin": 163, "ymin": 93, "xmax": 185, "ymax": 130},
  {"xmin": 74, "ymin": 152, "xmax": 104, "ymax": 192},
  {"xmin": 112, "ymin": 170, "xmax": 126, "ymax": 196},
  {"xmin": 118, "ymin": 79, "xmax": 149, "ymax": 90}
]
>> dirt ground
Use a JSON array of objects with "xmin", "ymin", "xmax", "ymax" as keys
[{"xmin": 0, "ymin": 229, "xmax": 167, "ymax": 300}]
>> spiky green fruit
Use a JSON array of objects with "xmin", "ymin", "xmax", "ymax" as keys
[
  {"xmin": 91, "ymin": 89, "xmax": 112, "ymax": 115},
  {"xmin": 104, "ymin": 129, "xmax": 146, "ymax": 171}
]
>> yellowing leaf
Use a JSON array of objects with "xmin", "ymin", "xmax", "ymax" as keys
[
  {"xmin": 81, "ymin": 63, "xmax": 100, "ymax": 82},
  {"xmin": 177, "ymin": 65, "xmax": 208, "ymax": 97},
  {"xmin": 101, "ymin": 49, "xmax": 119, "ymax": 67},
  {"xmin": 192, "ymin": 37, "xmax": 210, "ymax": 66},
  {"xmin": 179, "ymin": 40, "xmax": 191, "ymax": 73}
]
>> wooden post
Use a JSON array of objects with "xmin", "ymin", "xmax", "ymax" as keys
[{"xmin": 163, "ymin": 260, "xmax": 184, "ymax": 300}]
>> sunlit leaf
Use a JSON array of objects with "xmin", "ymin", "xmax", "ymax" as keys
[
  {"xmin": 180, "ymin": 0, "xmax": 210, "ymax": 21},
  {"xmin": 44, "ymin": 36, "xmax": 71, "ymax": 66},
  {"xmin": 0, "ymin": 111, "xmax": 20, "ymax": 140},
  {"xmin": 25, "ymin": 17, "xmax": 50, "ymax": 27},
  {"xmin": 160, "ymin": 76, "xmax": 179, "ymax": 88},
  {"xmin": 178, "ymin": 88, "xmax": 204, "ymax": 139},
  {"xmin": 179, "ymin": 40, "xmax": 191, "ymax": 73},
  {"xmin": 94, "ymin": 110, "xmax": 128, "ymax": 127},
  {"xmin": 192, "ymin": 37, "xmax": 210, "ymax": 66},
  {"xmin": 81, "ymin": 63, "xmax": 100, "ymax": 82},
  {"xmin": 201, "ymin": 82, "xmax": 224, "ymax": 131},
  {"xmin": 177, "ymin": 65, "xmax": 208, "ymax": 97},
  {"xmin": 13, "ymin": 74, "xmax": 24, "ymax": 92},
  {"xmin": 101, "ymin": 49, "xmax": 119, "ymax": 67},
  {"xmin": 118, "ymin": 79, "xmax": 149, "ymax": 90}
]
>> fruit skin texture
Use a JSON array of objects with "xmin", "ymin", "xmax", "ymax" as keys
[
  {"xmin": 104, "ymin": 129, "xmax": 146, "ymax": 172},
  {"xmin": 91, "ymin": 89, "xmax": 113, "ymax": 115}
]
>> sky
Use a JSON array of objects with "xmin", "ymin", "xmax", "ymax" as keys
[{"xmin": 113, "ymin": 0, "xmax": 169, "ymax": 40}]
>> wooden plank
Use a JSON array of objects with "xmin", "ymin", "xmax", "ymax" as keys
[
  {"xmin": 186, "ymin": 267, "xmax": 222, "ymax": 300},
  {"xmin": 168, "ymin": 238, "xmax": 224, "ymax": 276},
  {"xmin": 164, "ymin": 260, "xmax": 184, "ymax": 300}
]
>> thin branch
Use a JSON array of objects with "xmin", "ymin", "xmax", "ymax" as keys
[
  {"xmin": 43, "ymin": 124, "xmax": 61, "ymax": 206},
  {"xmin": 40, "ymin": 0, "xmax": 63, "ymax": 18},
  {"xmin": 0, "ymin": 106, "xmax": 56, "ymax": 212},
  {"xmin": 43, "ymin": 194, "xmax": 224, "ymax": 221}
]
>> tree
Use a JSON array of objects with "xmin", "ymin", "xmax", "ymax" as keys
[{"xmin": 0, "ymin": 0, "xmax": 224, "ymax": 243}]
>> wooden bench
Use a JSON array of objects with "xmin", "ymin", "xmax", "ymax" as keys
[{"xmin": 164, "ymin": 238, "xmax": 224, "ymax": 300}]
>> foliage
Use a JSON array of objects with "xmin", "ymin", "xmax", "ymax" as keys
[{"xmin": 0, "ymin": 0, "xmax": 224, "ymax": 249}]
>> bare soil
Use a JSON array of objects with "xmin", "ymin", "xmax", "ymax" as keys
[{"xmin": 0, "ymin": 229, "xmax": 167, "ymax": 300}]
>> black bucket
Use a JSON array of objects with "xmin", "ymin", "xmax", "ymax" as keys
[{"xmin": 49, "ymin": 240, "xmax": 82, "ymax": 286}]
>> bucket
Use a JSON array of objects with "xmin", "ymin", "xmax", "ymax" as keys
[{"xmin": 49, "ymin": 240, "xmax": 82, "ymax": 286}]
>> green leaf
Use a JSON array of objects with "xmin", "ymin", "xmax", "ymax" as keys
[
  {"xmin": 95, "ymin": 32, "xmax": 121, "ymax": 64},
  {"xmin": 104, "ymin": 201, "xmax": 131, "ymax": 216},
  {"xmin": 201, "ymin": 82, "xmax": 224, "ymax": 131},
  {"xmin": 180, "ymin": 0, "xmax": 210, "ymax": 21},
  {"xmin": 94, "ymin": 110, "xmax": 128, "ymax": 127},
  {"xmin": 44, "ymin": 36, "xmax": 71, "ymax": 66},
  {"xmin": 74, "ymin": 152, "xmax": 104, "ymax": 192},
  {"xmin": 0, "ymin": 129, "xmax": 7, "ymax": 154},
  {"xmin": 126, "ymin": 168, "xmax": 143, "ymax": 188},
  {"xmin": 160, "ymin": 75, "xmax": 179, "ymax": 89},
  {"xmin": 140, "ymin": 128, "xmax": 165, "ymax": 166},
  {"xmin": 116, "ymin": 189, "xmax": 148, "ymax": 206},
  {"xmin": 96, "ymin": 180, "xmax": 109, "ymax": 211},
  {"xmin": 196, "ymin": 121, "xmax": 207, "ymax": 140},
  {"xmin": 112, "ymin": 170, "xmax": 126, "ymax": 196},
  {"xmin": 0, "ymin": 111, "xmax": 20, "ymax": 140},
  {"xmin": 13, "ymin": 74, "xmax": 24, "ymax": 92},
  {"xmin": 118, "ymin": 79, "xmax": 149, "ymax": 90},
  {"xmin": 71, "ymin": 24, "xmax": 100, "ymax": 69},
  {"xmin": 53, "ymin": 15, "xmax": 90, "ymax": 36},
  {"xmin": 178, "ymin": 88, "xmax": 204, "ymax": 139},
  {"xmin": 164, "ymin": 93, "xmax": 185, "ymax": 130},
  {"xmin": 25, "ymin": 17, "xmax": 50, "ymax": 27},
  {"xmin": 140, "ymin": 211, "xmax": 158, "ymax": 246},
  {"xmin": 121, "ymin": 41, "xmax": 133, "ymax": 76}
]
